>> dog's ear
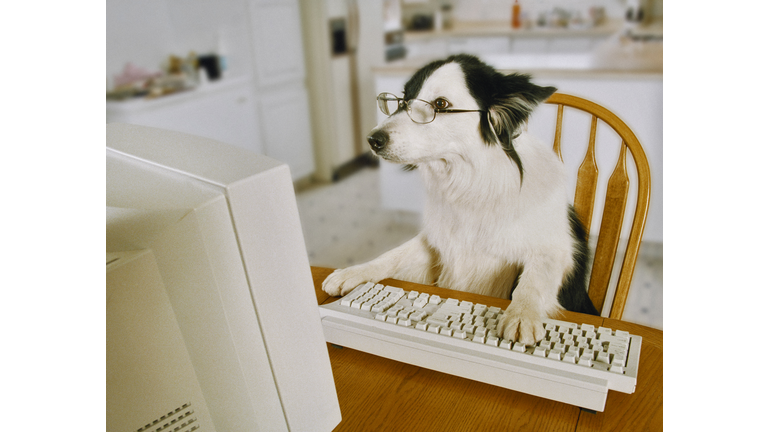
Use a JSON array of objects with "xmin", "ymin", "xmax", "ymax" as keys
[{"xmin": 479, "ymin": 74, "xmax": 556, "ymax": 183}]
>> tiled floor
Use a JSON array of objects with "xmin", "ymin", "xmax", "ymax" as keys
[{"xmin": 296, "ymin": 166, "xmax": 663, "ymax": 330}]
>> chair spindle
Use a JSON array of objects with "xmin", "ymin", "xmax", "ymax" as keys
[
  {"xmin": 573, "ymin": 115, "xmax": 599, "ymax": 237},
  {"xmin": 587, "ymin": 142, "xmax": 630, "ymax": 313},
  {"xmin": 553, "ymin": 104, "xmax": 564, "ymax": 162}
]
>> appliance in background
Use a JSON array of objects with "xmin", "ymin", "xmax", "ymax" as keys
[
  {"xmin": 301, "ymin": 0, "xmax": 404, "ymax": 182},
  {"xmin": 624, "ymin": 0, "xmax": 651, "ymax": 28}
]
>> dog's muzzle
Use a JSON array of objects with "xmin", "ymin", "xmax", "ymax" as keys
[{"xmin": 367, "ymin": 129, "xmax": 389, "ymax": 153}]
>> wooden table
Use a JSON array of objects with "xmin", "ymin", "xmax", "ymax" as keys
[{"xmin": 312, "ymin": 267, "xmax": 662, "ymax": 432}]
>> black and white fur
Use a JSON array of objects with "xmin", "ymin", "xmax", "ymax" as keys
[{"xmin": 322, "ymin": 54, "xmax": 598, "ymax": 345}]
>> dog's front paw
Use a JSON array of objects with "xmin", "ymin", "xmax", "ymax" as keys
[
  {"xmin": 496, "ymin": 310, "xmax": 546, "ymax": 346},
  {"xmin": 321, "ymin": 265, "xmax": 379, "ymax": 297}
]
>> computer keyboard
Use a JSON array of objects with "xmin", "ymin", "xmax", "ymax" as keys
[{"xmin": 318, "ymin": 282, "xmax": 642, "ymax": 412}]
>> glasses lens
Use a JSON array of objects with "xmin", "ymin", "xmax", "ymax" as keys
[
  {"xmin": 407, "ymin": 99, "xmax": 435, "ymax": 124},
  {"xmin": 377, "ymin": 94, "xmax": 401, "ymax": 116}
]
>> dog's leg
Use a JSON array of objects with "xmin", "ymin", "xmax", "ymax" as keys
[
  {"xmin": 496, "ymin": 253, "xmax": 568, "ymax": 345},
  {"xmin": 321, "ymin": 233, "xmax": 438, "ymax": 296}
]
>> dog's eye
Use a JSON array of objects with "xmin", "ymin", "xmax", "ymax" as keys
[{"xmin": 434, "ymin": 98, "xmax": 451, "ymax": 110}]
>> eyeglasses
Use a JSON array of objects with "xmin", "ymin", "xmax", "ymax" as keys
[{"xmin": 376, "ymin": 92, "xmax": 483, "ymax": 124}]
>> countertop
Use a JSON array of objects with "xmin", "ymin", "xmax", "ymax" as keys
[
  {"xmin": 386, "ymin": 19, "xmax": 662, "ymax": 78},
  {"xmin": 106, "ymin": 75, "xmax": 252, "ymax": 113},
  {"xmin": 405, "ymin": 19, "xmax": 624, "ymax": 42}
]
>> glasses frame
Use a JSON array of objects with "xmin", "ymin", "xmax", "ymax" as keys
[{"xmin": 376, "ymin": 92, "xmax": 484, "ymax": 124}]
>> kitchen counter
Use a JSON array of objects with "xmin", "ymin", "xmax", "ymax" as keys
[
  {"xmin": 405, "ymin": 19, "xmax": 624, "ymax": 42},
  {"xmin": 106, "ymin": 76, "xmax": 253, "ymax": 114},
  {"xmin": 374, "ymin": 47, "xmax": 661, "ymax": 79},
  {"xmin": 394, "ymin": 18, "xmax": 662, "ymax": 78}
]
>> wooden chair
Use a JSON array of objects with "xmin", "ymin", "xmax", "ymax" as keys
[{"xmin": 545, "ymin": 93, "xmax": 651, "ymax": 320}]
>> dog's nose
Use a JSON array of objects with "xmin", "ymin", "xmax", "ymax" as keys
[{"xmin": 367, "ymin": 130, "xmax": 389, "ymax": 152}]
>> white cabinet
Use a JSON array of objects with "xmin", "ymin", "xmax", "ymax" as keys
[
  {"xmin": 248, "ymin": 0, "xmax": 307, "ymax": 87},
  {"xmin": 258, "ymin": 86, "xmax": 316, "ymax": 180},
  {"xmin": 247, "ymin": 0, "xmax": 316, "ymax": 180},
  {"xmin": 107, "ymin": 79, "xmax": 263, "ymax": 156}
]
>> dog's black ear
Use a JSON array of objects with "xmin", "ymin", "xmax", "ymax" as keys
[{"xmin": 479, "ymin": 74, "xmax": 556, "ymax": 183}]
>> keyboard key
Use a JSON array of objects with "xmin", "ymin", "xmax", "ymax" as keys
[
  {"xmin": 427, "ymin": 316, "xmax": 449, "ymax": 327},
  {"xmin": 453, "ymin": 330, "xmax": 468, "ymax": 339},
  {"xmin": 609, "ymin": 365, "xmax": 624, "ymax": 374},
  {"xmin": 383, "ymin": 286, "xmax": 404, "ymax": 295},
  {"xmin": 615, "ymin": 330, "xmax": 630, "ymax": 339}
]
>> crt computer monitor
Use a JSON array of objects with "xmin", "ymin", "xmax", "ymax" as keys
[{"xmin": 106, "ymin": 123, "xmax": 341, "ymax": 432}]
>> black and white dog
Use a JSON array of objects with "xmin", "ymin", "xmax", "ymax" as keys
[{"xmin": 322, "ymin": 54, "xmax": 598, "ymax": 345}]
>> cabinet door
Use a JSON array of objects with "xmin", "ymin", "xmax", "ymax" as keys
[
  {"xmin": 258, "ymin": 86, "xmax": 316, "ymax": 180},
  {"xmin": 248, "ymin": 0, "xmax": 306, "ymax": 87},
  {"xmin": 107, "ymin": 84, "xmax": 263, "ymax": 156}
]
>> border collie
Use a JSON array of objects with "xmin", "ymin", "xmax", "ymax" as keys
[{"xmin": 322, "ymin": 54, "xmax": 598, "ymax": 345}]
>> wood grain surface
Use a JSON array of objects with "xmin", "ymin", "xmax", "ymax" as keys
[{"xmin": 311, "ymin": 267, "xmax": 662, "ymax": 432}]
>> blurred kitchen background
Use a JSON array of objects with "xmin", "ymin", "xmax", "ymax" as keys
[{"xmin": 106, "ymin": 0, "xmax": 662, "ymax": 329}]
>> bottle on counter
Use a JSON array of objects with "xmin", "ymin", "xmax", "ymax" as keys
[{"xmin": 512, "ymin": 0, "xmax": 521, "ymax": 29}]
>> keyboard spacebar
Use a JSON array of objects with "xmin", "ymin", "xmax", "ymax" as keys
[{"xmin": 322, "ymin": 315, "xmax": 610, "ymax": 411}]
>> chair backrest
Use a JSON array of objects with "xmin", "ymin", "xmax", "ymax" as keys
[{"xmin": 545, "ymin": 93, "xmax": 651, "ymax": 320}]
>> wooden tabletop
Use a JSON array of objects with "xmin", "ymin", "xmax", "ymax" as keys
[{"xmin": 311, "ymin": 267, "xmax": 662, "ymax": 432}]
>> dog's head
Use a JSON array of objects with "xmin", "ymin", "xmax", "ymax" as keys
[{"xmin": 368, "ymin": 54, "xmax": 556, "ymax": 181}]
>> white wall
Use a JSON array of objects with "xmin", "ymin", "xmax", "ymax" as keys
[{"xmin": 106, "ymin": 0, "xmax": 253, "ymax": 85}]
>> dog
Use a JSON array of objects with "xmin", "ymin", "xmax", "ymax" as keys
[{"xmin": 322, "ymin": 54, "xmax": 598, "ymax": 345}]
